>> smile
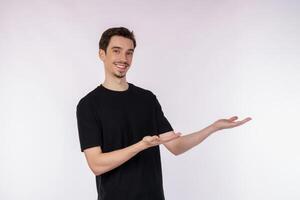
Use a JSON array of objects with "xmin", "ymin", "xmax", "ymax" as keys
[{"xmin": 115, "ymin": 64, "xmax": 127, "ymax": 72}]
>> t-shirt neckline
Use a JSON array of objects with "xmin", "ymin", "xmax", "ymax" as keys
[{"xmin": 98, "ymin": 82, "xmax": 132, "ymax": 94}]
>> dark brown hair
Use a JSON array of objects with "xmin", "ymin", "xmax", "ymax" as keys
[{"xmin": 99, "ymin": 27, "xmax": 136, "ymax": 52}]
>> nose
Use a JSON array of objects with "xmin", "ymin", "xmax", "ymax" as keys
[{"xmin": 119, "ymin": 52, "xmax": 128, "ymax": 63}]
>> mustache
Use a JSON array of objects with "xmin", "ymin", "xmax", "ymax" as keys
[{"xmin": 114, "ymin": 62, "xmax": 129, "ymax": 67}]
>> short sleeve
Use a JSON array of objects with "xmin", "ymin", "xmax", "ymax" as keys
[
  {"xmin": 153, "ymin": 94, "xmax": 174, "ymax": 134},
  {"xmin": 76, "ymin": 99, "xmax": 102, "ymax": 152}
]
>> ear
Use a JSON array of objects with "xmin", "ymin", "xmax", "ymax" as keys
[{"xmin": 98, "ymin": 49, "xmax": 106, "ymax": 61}]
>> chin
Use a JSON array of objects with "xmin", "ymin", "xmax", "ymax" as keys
[{"xmin": 113, "ymin": 73, "xmax": 126, "ymax": 78}]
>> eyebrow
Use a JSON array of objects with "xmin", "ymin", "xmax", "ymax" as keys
[{"xmin": 111, "ymin": 46, "xmax": 134, "ymax": 52}]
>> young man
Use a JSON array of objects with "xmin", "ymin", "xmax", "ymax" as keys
[{"xmin": 76, "ymin": 27, "xmax": 251, "ymax": 200}]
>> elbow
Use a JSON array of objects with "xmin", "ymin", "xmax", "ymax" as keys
[
  {"xmin": 89, "ymin": 164, "xmax": 104, "ymax": 176},
  {"xmin": 165, "ymin": 145, "xmax": 182, "ymax": 156},
  {"xmin": 92, "ymin": 169, "xmax": 102, "ymax": 176},
  {"xmin": 173, "ymin": 151, "xmax": 182, "ymax": 156},
  {"xmin": 84, "ymin": 148, "xmax": 106, "ymax": 176},
  {"xmin": 171, "ymin": 148, "xmax": 187, "ymax": 156},
  {"xmin": 170, "ymin": 149, "xmax": 182, "ymax": 156}
]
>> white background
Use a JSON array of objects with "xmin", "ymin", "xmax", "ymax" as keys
[{"xmin": 1, "ymin": 0, "xmax": 300, "ymax": 199}]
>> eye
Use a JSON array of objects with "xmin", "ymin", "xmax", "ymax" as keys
[
  {"xmin": 113, "ymin": 49, "xmax": 120, "ymax": 54},
  {"xmin": 127, "ymin": 52, "xmax": 133, "ymax": 56}
]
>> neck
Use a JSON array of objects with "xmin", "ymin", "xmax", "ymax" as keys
[{"xmin": 101, "ymin": 76, "xmax": 129, "ymax": 91}]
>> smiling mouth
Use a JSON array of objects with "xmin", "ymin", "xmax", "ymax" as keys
[
  {"xmin": 115, "ymin": 64, "xmax": 127, "ymax": 72},
  {"xmin": 114, "ymin": 63, "xmax": 128, "ymax": 71}
]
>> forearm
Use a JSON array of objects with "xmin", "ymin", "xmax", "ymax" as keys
[
  {"xmin": 168, "ymin": 124, "xmax": 218, "ymax": 155},
  {"xmin": 92, "ymin": 141, "xmax": 147, "ymax": 175}
]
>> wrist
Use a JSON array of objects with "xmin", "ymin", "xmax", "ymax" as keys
[
  {"xmin": 208, "ymin": 123, "xmax": 220, "ymax": 134},
  {"xmin": 136, "ymin": 140, "xmax": 148, "ymax": 151}
]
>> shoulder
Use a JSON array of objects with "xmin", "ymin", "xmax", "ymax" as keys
[
  {"xmin": 130, "ymin": 83, "xmax": 156, "ymax": 99},
  {"xmin": 76, "ymin": 86, "xmax": 99, "ymax": 109}
]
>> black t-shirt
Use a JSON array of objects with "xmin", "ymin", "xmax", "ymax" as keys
[{"xmin": 76, "ymin": 82, "xmax": 173, "ymax": 200}]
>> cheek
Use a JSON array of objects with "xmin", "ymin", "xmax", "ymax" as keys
[
  {"xmin": 106, "ymin": 56, "xmax": 116, "ymax": 64},
  {"xmin": 127, "ymin": 56, "xmax": 133, "ymax": 62},
  {"xmin": 104, "ymin": 60, "xmax": 115, "ymax": 70}
]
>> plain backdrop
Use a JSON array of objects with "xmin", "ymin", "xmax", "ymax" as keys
[{"xmin": 1, "ymin": 0, "xmax": 300, "ymax": 199}]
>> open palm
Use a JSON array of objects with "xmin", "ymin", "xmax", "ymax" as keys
[
  {"xmin": 213, "ymin": 116, "xmax": 252, "ymax": 130},
  {"xmin": 142, "ymin": 131, "xmax": 181, "ymax": 148}
]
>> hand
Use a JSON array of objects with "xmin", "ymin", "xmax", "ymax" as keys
[
  {"xmin": 142, "ymin": 131, "xmax": 181, "ymax": 148},
  {"xmin": 212, "ymin": 116, "xmax": 252, "ymax": 131}
]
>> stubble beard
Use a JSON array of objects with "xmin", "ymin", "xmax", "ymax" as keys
[
  {"xmin": 113, "ymin": 68, "xmax": 127, "ymax": 78},
  {"xmin": 113, "ymin": 65, "xmax": 128, "ymax": 79},
  {"xmin": 114, "ymin": 73, "xmax": 126, "ymax": 78},
  {"xmin": 110, "ymin": 61, "xmax": 129, "ymax": 79}
]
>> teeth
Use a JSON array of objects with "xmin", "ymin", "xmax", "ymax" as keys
[{"xmin": 116, "ymin": 64, "xmax": 126, "ymax": 68}]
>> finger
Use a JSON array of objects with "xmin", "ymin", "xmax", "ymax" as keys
[
  {"xmin": 246, "ymin": 117, "xmax": 252, "ymax": 121},
  {"xmin": 174, "ymin": 132, "xmax": 182, "ymax": 137},
  {"xmin": 153, "ymin": 135, "xmax": 159, "ymax": 142},
  {"xmin": 240, "ymin": 117, "xmax": 252, "ymax": 124},
  {"xmin": 148, "ymin": 137, "xmax": 159, "ymax": 145},
  {"xmin": 234, "ymin": 117, "xmax": 252, "ymax": 126},
  {"xmin": 228, "ymin": 116, "xmax": 238, "ymax": 121},
  {"xmin": 148, "ymin": 137, "xmax": 155, "ymax": 143},
  {"xmin": 148, "ymin": 135, "xmax": 158, "ymax": 142}
]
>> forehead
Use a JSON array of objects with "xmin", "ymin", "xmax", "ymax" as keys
[{"xmin": 108, "ymin": 36, "xmax": 134, "ymax": 50}]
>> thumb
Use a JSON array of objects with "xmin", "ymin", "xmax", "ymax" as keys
[
  {"xmin": 175, "ymin": 132, "xmax": 182, "ymax": 136},
  {"xmin": 228, "ymin": 116, "xmax": 238, "ymax": 121}
]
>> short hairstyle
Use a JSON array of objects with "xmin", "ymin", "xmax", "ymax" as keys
[{"xmin": 99, "ymin": 27, "xmax": 136, "ymax": 52}]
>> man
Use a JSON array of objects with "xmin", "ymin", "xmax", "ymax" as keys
[{"xmin": 76, "ymin": 27, "xmax": 251, "ymax": 200}]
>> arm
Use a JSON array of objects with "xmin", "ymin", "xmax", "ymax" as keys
[
  {"xmin": 84, "ymin": 142, "xmax": 145, "ymax": 176},
  {"xmin": 161, "ymin": 125, "xmax": 216, "ymax": 156},
  {"xmin": 162, "ymin": 116, "xmax": 252, "ymax": 156},
  {"xmin": 84, "ymin": 132, "xmax": 181, "ymax": 176}
]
